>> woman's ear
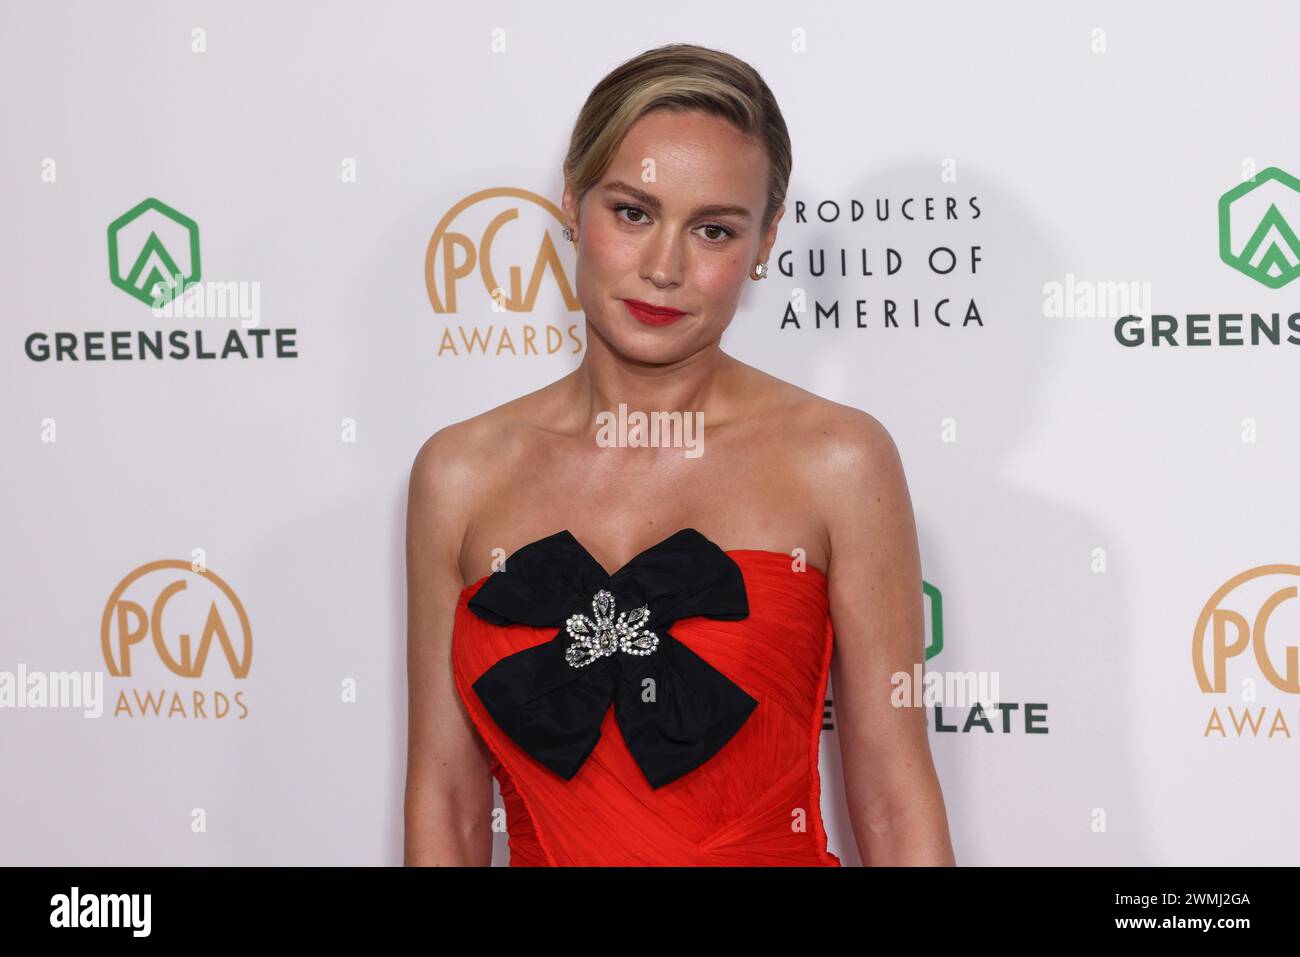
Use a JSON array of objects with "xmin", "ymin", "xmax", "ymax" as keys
[
  {"xmin": 757, "ymin": 202, "xmax": 785, "ymax": 262},
  {"xmin": 561, "ymin": 179, "xmax": 580, "ymax": 234}
]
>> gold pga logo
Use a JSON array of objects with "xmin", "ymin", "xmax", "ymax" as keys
[
  {"xmin": 100, "ymin": 559, "xmax": 252, "ymax": 719},
  {"xmin": 1193, "ymin": 564, "xmax": 1300, "ymax": 738},
  {"xmin": 424, "ymin": 187, "xmax": 583, "ymax": 357}
]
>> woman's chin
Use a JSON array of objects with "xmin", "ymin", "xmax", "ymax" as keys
[{"xmin": 609, "ymin": 332, "xmax": 694, "ymax": 365}]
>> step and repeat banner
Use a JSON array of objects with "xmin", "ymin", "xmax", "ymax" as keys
[{"xmin": 2, "ymin": 1, "xmax": 1297, "ymax": 865}]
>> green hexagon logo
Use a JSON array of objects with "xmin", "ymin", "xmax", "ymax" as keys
[
  {"xmin": 1218, "ymin": 167, "xmax": 1300, "ymax": 289},
  {"xmin": 107, "ymin": 198, "xmax": 201, "ymax": 306},
  {"xmin": 923, "ymin": 580, "xmax": 943, "ymax": 661}
]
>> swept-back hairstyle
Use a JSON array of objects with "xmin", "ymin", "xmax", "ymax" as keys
[{"xmin": 563, "ymin": 43, "xmax": 792, "ymax": 233}]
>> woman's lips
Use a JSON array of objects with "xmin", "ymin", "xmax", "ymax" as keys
[{"xmin": 622, "ymin": 299, "xmax": 688, "ymax": 326}]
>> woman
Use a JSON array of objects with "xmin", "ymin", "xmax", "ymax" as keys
[{"xmin": 404, "ymin": 43, "xmax": 954, "ymax": 866}]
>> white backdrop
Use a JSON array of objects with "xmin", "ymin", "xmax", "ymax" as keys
[{"xmin": 3, "ymin": 0, "xmax": 1298, "ymax": 865}]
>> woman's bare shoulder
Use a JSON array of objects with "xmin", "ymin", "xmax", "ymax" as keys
[
  {"xmin": 729, "ymin": 358, "xmax": 896, "ymax": 457},
  {"xmin": 407, "ymin": 383, "xmax": 563, "ymax": 541},
  {"xmin": 412, "ymin": 378, "xmax": 567, "ymax": 470},
  {"xmin": 728, "ymin": 360, "xmax": 906, "ymax": 541},
  {"xmin": 796, "ymin": 393, "xmax": 897, "ymax": 462},
  {"xmin": 788, "ymin": 394, "xmax": 912, "ymax": 573}
]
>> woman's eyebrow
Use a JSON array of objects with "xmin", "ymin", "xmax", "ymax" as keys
[{"xmin": 602, "ymin": 180, "xmax": 753, "ymax": 220}]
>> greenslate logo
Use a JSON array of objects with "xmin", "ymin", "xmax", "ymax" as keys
[
  {"xmin": 923, "ymin": 580, "xmax": 942, "ymax": 660},
  {"xmin": 1218, "ymin": 167, "xmax": 1300, "ymax": 289},
  {"xmin": 108, "ymin": 198, "xmax": 201, "ymax": 306}
]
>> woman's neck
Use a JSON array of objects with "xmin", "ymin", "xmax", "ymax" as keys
[{"xmin": 562, "ymin": 336, "xmax": 740, "ymax": 434}]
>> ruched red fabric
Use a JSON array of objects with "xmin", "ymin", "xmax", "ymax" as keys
[{"xmin": 451, "ymin": 549, "xmax": 842, "ymax": 867}]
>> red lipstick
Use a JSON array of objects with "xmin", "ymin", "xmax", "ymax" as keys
[{"xmin": 622, "ymin": 298, "xmax": 689, "ymax": 326}]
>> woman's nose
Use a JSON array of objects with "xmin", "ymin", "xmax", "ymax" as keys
[{"xmin": 641, "ymin": 232, "xmax": 684, "ymax": 287}]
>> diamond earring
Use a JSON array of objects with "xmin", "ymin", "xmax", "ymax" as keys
[
  {"xmin": 562, "ymin": 225, "xmax": 575, "ymax": 241},
  {"xmin": 751, "ymin": 262, "xmax": 768, "ymax": 280}
]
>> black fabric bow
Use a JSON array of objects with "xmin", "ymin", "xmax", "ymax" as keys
[{"xmin": 466, "ymin": 527, "xmax": 757, "ymax": 789}]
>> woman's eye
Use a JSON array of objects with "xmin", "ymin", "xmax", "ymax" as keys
[
  {"xmin": 614, "ymin": 205, "xmax": 733, "ymax": 243},
  {"xmin": 615, "ymin": 204, "xmax": 648, "ymax": 224}
]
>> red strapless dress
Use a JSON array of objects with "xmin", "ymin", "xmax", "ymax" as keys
[{"xmin": 450, "ymin": 528, "xmax": 841, "ymax": 867}]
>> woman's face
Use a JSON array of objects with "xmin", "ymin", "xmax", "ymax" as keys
[{"xmin": 563, "ymin": 108, "xmax": 783, "ymax": 363}]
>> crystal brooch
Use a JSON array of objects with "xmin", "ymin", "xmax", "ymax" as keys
[{"xmin": 563, "ymin": 589, "xmax": 659, "ymax": 668}]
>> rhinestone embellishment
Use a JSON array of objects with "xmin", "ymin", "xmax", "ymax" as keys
[{"xmin": 563, "ymin": 589, "xmax": 659, "ymax": 668}]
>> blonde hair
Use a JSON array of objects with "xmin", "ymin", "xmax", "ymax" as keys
[{"xmin": 563, "ymin": 43, "xmax": 792, "ymax": 233}]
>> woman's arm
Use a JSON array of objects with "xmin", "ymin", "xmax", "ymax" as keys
[
  {"xmin": 819, "ymin": 412, "xmax": 956, "ymax": 866},
  {"xmin": 403, "ymin": 429, "xmax": 495, "ymax": 866}
]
